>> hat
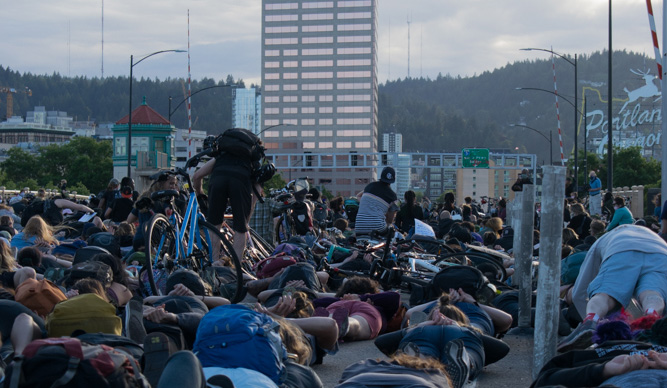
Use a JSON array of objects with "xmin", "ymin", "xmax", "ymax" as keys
[
  {"xmin": 109, "ymin": 178, "xmax": 120, "ymax": 186},
  {"xmin": 502, "ymin": 227, "xmax": 514, "ymax": 237},
  {"xmin": 121, "ymin": 186, "xmax": 133, "ymax": 199},
  {"xmin": 380, "ymin": 167, "xmax": 396, "ymax": 184}
]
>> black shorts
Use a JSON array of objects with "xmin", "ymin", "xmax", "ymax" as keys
[{"xmin": 207, "ymin": 174, "xmax": 252, "ymax": 233}]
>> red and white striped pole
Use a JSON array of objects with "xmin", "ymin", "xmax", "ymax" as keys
[
  {"xmin": 187, "ymin": 10, "xmax": 193, "ymax": 160},
  {"xmin": 551, "ymin": 53, "xmax": 565, "ymax": 166},
  {"xmin": 646, "ymin": 0, "xmax": 662, "ymax": 79}
]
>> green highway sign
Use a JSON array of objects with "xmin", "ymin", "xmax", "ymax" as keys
[{"xmin": 462, "ymin": 148, "xmax": 489, "ymax": 168}]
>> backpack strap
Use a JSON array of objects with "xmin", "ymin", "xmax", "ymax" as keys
[
  {"xmin": 9, "ymin": 356, "xmax": 25, "ymax": 388},
  {"xmin": 50, "ymin": 357, "xmax": 80, "ymax": 388}
]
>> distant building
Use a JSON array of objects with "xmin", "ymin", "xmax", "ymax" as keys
[
  {"xmin": 261, "ymin": 0, "xmax": 379, "ymax": 196},
  {"xmin": 0, "ymin": 106, "xmax": 75, "ymax": 151},
  {"xmin": 174, "ymin": 128, "xmax": 207, "ymax": 168},
  {"xmin": 382, "ymin": 132, "xmax": 402, "ymax": 153},
  {"xmin": 232, "ymin": 87, "xmax": 262, "ymax": 134}
]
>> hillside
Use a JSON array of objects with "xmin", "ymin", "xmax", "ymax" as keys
[{"xmin": 0, "ymin": 50, "xmax": 655, "ymax": 162}]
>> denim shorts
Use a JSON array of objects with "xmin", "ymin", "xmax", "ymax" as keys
[{"xmin": 588, "ymin": 251, "xmax": 667, "ymax": 307}]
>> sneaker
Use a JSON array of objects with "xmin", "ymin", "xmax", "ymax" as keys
[
  {"xmin": 399, "ymin": 341, "xmax": 421, "ymax": 357},
  {"xmin": 444, "ymin": 339, "xmax": 470, "ymax": 388},
  {"xmin": 331, "ymin": 307, "xmax": 350, "ymax": 339},
  {"xmin": 143, "ymin": 332, "xmax": 176, "ymax": 387},
  {"xmin": 557, "ymin": 319, "xmax": 596, "ymax": 352},
  {"xmin": 124, "ymin": 299, "xmax": 146, "ymax": 344}
]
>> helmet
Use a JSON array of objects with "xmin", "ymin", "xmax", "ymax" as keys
[
  {"xmin": 253, "ymin": 162, "xmax": 276, "ymax": 184},
  {"xmin": 290, "ymin": 178, "xmax": 310, "ymax": 197}
]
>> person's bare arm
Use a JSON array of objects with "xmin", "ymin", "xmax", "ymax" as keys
[
  {"xmin": 54, "ymin": 199, "xmax": 94, "ymax": 214},
  {"xmin": 192, "ymin": 158, "xmax": 216, "ymax": 195}
]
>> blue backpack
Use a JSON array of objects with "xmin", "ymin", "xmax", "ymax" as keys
[{"xmin": 193, "ymin": 305, "xmax": 287, "ymax": 384}]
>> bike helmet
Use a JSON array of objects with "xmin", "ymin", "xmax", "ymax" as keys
[
  {"xmin": 291, "ymin": 178, "xmax": 310, "ymax": 198},
  {"xmin": 253, "ymin": 162, "xmax": 276, "ymax": 184}
]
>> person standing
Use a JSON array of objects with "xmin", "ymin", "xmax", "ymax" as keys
[{"xmin": 587, "ymin": 171, "xmax": 602, "ymax": 216}]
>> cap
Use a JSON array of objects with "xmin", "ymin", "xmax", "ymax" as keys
[
  {"xmin": 380, "ymin": 167, "xmax": 396, "ymax": 184},
  {"xmin": 121, "ymin": 186, "xmax": 133, "ymax": 199}
]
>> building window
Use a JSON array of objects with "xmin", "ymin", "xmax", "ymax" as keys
[
  {"xmin": 337, "ymin": 141, "xmax": 352, "ymax": 148},
  {"xmin": 337, "ymin": 12, "xmax": 371, "ymax": 19},
  {"xmin": 338, "ymin": 0, "xmax": 371, "ymax": 6},
  {"xmin": 337, "ymin": 106, "xmax": 370, "ymax": 113},
  {"xmin": 319, "ymin": 95, "xmax": 333, "ymax": 102},
  {"xmin": 132, "ymin": 137, "xmax": 149, "ymax": 153},
  {"xmin": 302, "ymin": 25, "xmax": 334, "ymax": 32},
  {"xmin": 284, "ymin": 131, "xmax": 298, "ymax": 137},
  {"xmin": 283, "ymin": 96, "xmax": 298, "ymax": 102},
  {"xmin": 337, "ymin": 36, "xmax": 371, "ymax": 43},
  {"xmin": 265, "ymin": 38, "xmax": 299, "ymax": 45},
  {"xmin": 265, "ymin": 108, "xmax": 279, "ymax": 114},
  {"xmin": 284, "ymin": 119, "xmax": 298, "ymax": 125},
  {"xmin": 302, "ymin": 130, "xmax": 316, "ymax": 137},
  {"xmin": 265, "ymin": 3, "xmax": 298, "ymax": 10},
  {"xmin": 283, "ymin": 107, "xmax": 298, "ymax": 114},
  {"xmin": 115, "ymin": 136, "xmax": 126, "ymax": 156},
  {"xmin": 302, "ymin": 60, "xmax": 334, "ymax": 67},
  {"xmin": 265, "ymin": 26, "xmax": 298, "ymax": 33},
  {"xmin": 337, "ymin": 129, "xmax": 370, "ymax": 136},
  {"xmin": 319, "ymin": 142, "xmax": 333, "ymax": 148},
  {"xmin": 355, "ymin": 141, "xmax": 371, "ymax": 148},
  {"xmin": 284, "ymin": 84, "xmax": 298, "ymax": 91},
  {"xmin": 265, "ymin": 61, "xmax": 280, "ymax": 68},
  {"xmin": 264, "ymin": 119, "xmax": 279, "ymax": 126},
  {"xmin": 302, "ymin": 95, "xmax": 316, "ymax": 102},
  {"xmin": 265, "ymin": 73, "xmax": 280, "ymax": 80},
  {"xmin": 283, "ymin": 72, "xmax": 299, "ymax": 79},
  {"xmin": 337, "ymin": 94, "xmax": 371, "ymax": 101},
  {"xmin": 302, "ymin": 83, "xmax": 333, "ymax": 90},
  {"xmin": 337, "ymin": 82, "xmax": 371, "ymax": 89},
  {"xmin": 264, "ymin": 85, "xmax": 279, "ymax": 91},
  {"xmin": 284, "ymin": 49, "xmax": 299, "ymax": 56},
  {"xmin": 337, "ymin": 59, "xmax": 372, "ymax": 66},
  {"xmin": 302, "ymin": 107, "xmax": 315, "ymax": 114},
  {"xmin": 337, "ymin": 23, "xmax": 371, "ymax": 31},
  {"xmin": 303, "ymin": 13, "xmax": 334, "ymax": 20},
  {"xmin": 302, "ymin": 48, "xmax": 334, "ymax": 55},
  {"xmin": 302, "ymin": 36, "xmax": 334, "ymax": 44},
  {"xmin": 337, "ymin": 118, "xmax": 371, "ymax": 125},
  {"xmin": 319, "ymin": 107, "xmax": 333, "ymax": 113},
  {"xmin": 303, "ymin": 142, "xmax": 316, "ymax": 149},
  {"xmin": 265, "ymin": 50, "xmax": 280, "ymax": 56},
  {"xmin": 284, "ymin": 61, "xmax": 298, "ymax": 67},
  {"xmin": 319, "ymin": 130, "xmax": 333, "ymax": 136},
  {"xmin": 337, "ymin": 47, "xmax": 371, "ymax": 55},
  {"xmin": 265, "ymin": 15, "xmax": 298, "ymax": 22},
  {"xmin": 302, "ymin": 72, "xmax": 333, "ymax": 79},
  {"xmin": 302, "ymin": 119, "xmax": 316, "ymax": 125},
  {"xmin": 303, "ymin": 1, "xmax": 333, "ymax": 8},
  {"xmin": 319, "ymin": 118, "xmax": 333, "ymax": 125}
]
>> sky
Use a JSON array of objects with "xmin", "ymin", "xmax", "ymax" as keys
[{"xmin": 1, "ymin": 0, "xmax": 663, "ymax": 86}]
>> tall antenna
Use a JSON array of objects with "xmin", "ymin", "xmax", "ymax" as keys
[
  {"xmin": 407, "ymin": 14, "xmax": 411, "ymax": 78},
  {"xmin": 388, "ymin": 18, "xmax": 391, "ymax": 81},
  {"xmin": 101, "ymin": 0, "xmax": 104, "ymax": 79},
  {"xmin": 420, "ymin": 24, "xmax": 423, "ymax": 78},
  {"xmin": 68, "ymin": 20, "xmax": 71, "ymax": 77}
]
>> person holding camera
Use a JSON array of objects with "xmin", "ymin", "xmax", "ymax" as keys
[{"xmin": 511, "ymin": 169, "xmax": 532, "ymax": 192}]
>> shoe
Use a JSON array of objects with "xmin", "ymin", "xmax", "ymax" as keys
[
  {"xmin": 124, "ymin": 299, "xmax": 147, "ymax": 344},
  {"xmin": 444, "ymin": 339, "xmax": 470, "ymax": 388},
  {"xmin": 207, "ymin": 374, "xmax": 236, "ymax": 388},
  {"xmin": 143, "ymin": 332, "xmax": 176, "ymax": 387},
  {"xmin": 399, "ymin": 341, "xmax": 421, "ymax": 357},
  {"xmin": 331, "ymin": 307, "xmax": 350, "ymax": 339},
  {"xmin": 557, "ymin": 319, "xmax": 596, "ymax": 352}
]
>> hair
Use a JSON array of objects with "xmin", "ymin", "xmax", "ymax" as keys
[
  {"xmin": 308, "ymin": 187, "xmax": 321, "ymax": 201},
  {"xmin": 335, "ymin": 276, "xmax": 380, "ymax": 298},
  {"xmin": 562, "ymin": 228, "xmax": 579, "ymax": 243},
  {"xmin": 278, "ymin": 320, "xmax": 312, "ymax": 366},
  {"xmin": 614, "ymin": 196, "xmax": 626, "ymax": 207},
  {"xmin": 333, "ymin": 218, "xmax": 348, "ymax": 232},
  {"xmin": 590, "ymin": 220, "xmax": 606, "ymax": 236},
  {"xmin": 486, "ymin": 217, "xmax": 503, "ymax": 235},
  {"xmin": 330, "ymin": 196, "xmax": 344, "ymax": 213},
  {"xmin": 145, "ymin": 173, "xmax": 178, "ymax": 195},
  {"xmin": 17, "ymin": 246, "xmax": 42, "ymax": 268},
  {"xmin": 0, "ymin": 239, "xmax": 16, "ymax": 273},
  {"xmin": 483, "ymin": 231, "xmax": 497, "ymax": 247},
  {"xmin": 286, "ymin": 291, "xmax": 315, "ymax": 319},
  {"xmin": 120, "ymin": 177, "xmax": 134, "ymax": 190},
  {"xmin": 562, "ymin": 245, "xmax": 574, "ymax": 259},
  {"xmin": 603, "ymin": 192, "xmax": 613, "ymax": 202},
  {"xmin": 570, "ymin": 203, "xmax": 588, "ymax": 217},
  {"xmin": 461, "ymin": 204, "xmax": 472, "ymax": 217},
  {"xmin": 22, "ymin": 216, "xmax": 57, "ymax": 244},
  {"xmin": 91, "ymin": 253, "xmax": 128, "ymax": 286},
  {"xmin": 114, "ymin": 222, "xmax": 135, "ymax": 237},
  {"xmin": 498, "ymin": 199, "xmax": 506, "ymax": 208},
  {"xmin": 72, "ymin": 278, "xmax": 108, "ymax": 301},
  {"xmin": 443, "ymin": 192, "xmax": 455, "ymax": 204},
  {"xmin": 437, "ymin": 293, "xmax": 471, "ymax": 325},
  {"xmin": 389, "ymin": 353, "xmax": 449, "ymax": 379},
  {"xmin": 404, "ymin": 190, "xmax": 416, "ymax": 206},
  {"xmin": 0, "ymin": 215, "xmax": 12, "ymax": 226},
  {"xmin": 449, "ymin": 223, "xmax": 472, "ymax": 244},
  {"xmin": 464, "ymin": 196, "xmax": 472, "ymax": 204}
]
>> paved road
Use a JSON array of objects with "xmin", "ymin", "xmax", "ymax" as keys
[{"xmin": 313, "ymin": 333, "xmax": 535, "ymax": 387}]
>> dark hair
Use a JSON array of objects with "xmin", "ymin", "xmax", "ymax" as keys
[
  {"xmin": 166, "ymin": 269, "xmax": 208, "ymax": 296},
  {"xmin": 603, "ymin": 192, "xmax": 613, "ymax": 201},
  {"xmin": 333, "ymin": 218, "xmax": 348, "ymax": 231},
  {"xmin": 120, "ymin": 177, "xmax": 134, "ymax": 189},
  {"xmin": 461, "ymin": 204, "xmax": 472, "ymax": 217},
  {"xmin": 444, "ymin": 192, "xmax": 455, "ymax": 204},
  {"xmin": 17, "ymin": 246, "xmax": 42, "ymax": 268},
  {"xmin": 91, "ymin": 253, "xmax": 128, "ymax": 286},
  {"xmin": 464, "ymin": 196, "xmax": 472, "ymax": 204},
  {"xmin": 613, "ymin": 196, "xmax": 625, "ymax": 207},
  {"xmin": 449, "ymin": 223, "xmax": 472, "ymax": 244},
  {"xmin": 72, "ymin": 278, "xmax": 108, "ymax": 300},
  {"xmin": 335, "ymin": 276, "xmax": 379, "ymax": 298},
  {"xmin": 404, "ymin": 190, "xmax": 416, "ymax": 206},
  {"xmin": 0, "ymin": 216, "xmax": 12, "ymax": 226},
  {"xmin": 330, "ymin": 196, "xmax": 344, "ymax": 213},
  {"xmin": 308, "ymin": 187, "xmax": 321, "ymax": 201},
  {"xmin": 483, "ymin": 231, "xmax": 497, "ymax": 246}
]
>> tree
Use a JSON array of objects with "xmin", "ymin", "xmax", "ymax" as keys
[
  {"xmin": 263, "ymin": 174, "xmax": 287, "ymax": 193},
  {"xmin": 570, "ymin": 146, "xmax": 660, "ymax": 190},
  {"xmin": 0, "ymin": 148, "xmax": 39, "ymax": 184}
]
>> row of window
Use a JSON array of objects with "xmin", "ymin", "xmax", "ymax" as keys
[
  {"xmin": 302, "ymin": 141, "xmax": 371, "ymax": 149},
  {"xmin": 264, "ymin": 83, "xmax": 371, "ymax": 91},
  {"xmin": 265, "ymin": 13, "xmax": 370, "ymax": 22},
  {"xmin": 265, "ymin": 71, "xmax": 371, "ymax": 79},
  {"xmin": 265, "ymin": 59, "xmax": 371, "ymax": 68},
  {"xmin": 265, "ymin": 1, "xmax": 371, "ymax": 10},
  {"xmin": 0, "ymin": 134, "xmax": 69, "ymax": 144},
  {"xmin": 265, "ymin": 94, "xmax": 369, "ymax": 102},
  {"xmin": 264, "ymin": 129, "xmax": 371, "ymax": 137},
  {"xmin": 263, "ymin": 106, "xmax": 371, "ymax": 114}
]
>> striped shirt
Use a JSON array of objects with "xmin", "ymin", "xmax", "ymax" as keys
[{"xmin": 354, "ymin": 181, "xmax": 398, "ymax": 234}]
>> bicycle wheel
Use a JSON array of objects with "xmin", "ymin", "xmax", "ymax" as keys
[
  {"xmin": 197, "ymin": 219, "xmax": 245, "ymax": 304},
  {"xmin": 144, "ymin": 213, "xmax": 178, "ymax": 296}
]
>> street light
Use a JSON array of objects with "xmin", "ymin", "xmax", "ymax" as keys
[
  {"xmin": 127, "ymin": 49, "xmax": 186, "ymax": 178},
  {"xmin": 168, "ymin": 84, "xmax": 235, "ymax": 124},
  {"xmin": 509, "ymin": 124, "xmax": 553, "ymax": 164},
  {"xmin": 521, "ymin": 48, "xmax": 578, "ymax": 187}
]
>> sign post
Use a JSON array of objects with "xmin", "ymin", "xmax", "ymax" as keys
[{"xmin": 462, "ymin": 148, "xmax": 490, "ymax": 168}]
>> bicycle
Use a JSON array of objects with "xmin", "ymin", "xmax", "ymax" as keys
[{"xmin": 142, "ymin": 151, "xmax": 245, "ymax": 303}]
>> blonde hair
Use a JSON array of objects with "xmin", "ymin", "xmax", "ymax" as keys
[
  {"xmin": 437, "ymin": 293, "xmax": 471, "ymax": 325},
  {"xmin": 22, "ymin": 216, "xmax": 57, "ymax": 244},
  {"xmin": 486, "ymin": 217, "xmax": 503, "ymax": 235},
  {"xmin": 0, "ymin": 239, "xmax": 16, "ymax": 273},
  {"xmin": 389, "ymin": 353, "xmax": 449, "ymax": 378},
  {"xmin": 278, "ymin": 320, "xmax": 312, "ymax": 365},
  {"xmin": 562, "ymin": 228, "xmax": 579, "ymax": 243},
  {"xmin": 570, "ymin": 203, "xmax": 588, "ymax": 217}
]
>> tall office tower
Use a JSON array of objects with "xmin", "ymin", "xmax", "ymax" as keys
[
  {"xmin": 382, "ymin": 132, "xmax": 402, "ymax": 153},
  {"xmin": 232, "ymin": 87, "xmax": 262, "ymax": 135},
  {"xmin": 261, "ymin": 0, "xmax": 378, "ymax": 196}
]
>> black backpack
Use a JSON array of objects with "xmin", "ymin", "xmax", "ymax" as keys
[
  {"xmin": 5, "ymin": 337, "xmax": 148, "ymax": 388},
  {"xmin": 409, "ymin": 265, "xmax": 493, "ymax": 306},
  {"xmin": 291, "ymin": 201, "xmax": 312, "ymax": 236},
  {"xmin": 312, "ymin": 202, "xmax": 329, "ymax": 226},
  {"xmin": 216, "ymin": 128, "xmax": 265, "ymax": 163},
  {"xmin": 87, "ymin": 232, "xmax": 122, "ymax": 259},
  {"xmin": 21, "ymin": 200, "xmax": 63, "ymax": 227},
  {"xmin": 65, "ymin": 260, "xmax": 113, "ymax": 288}
]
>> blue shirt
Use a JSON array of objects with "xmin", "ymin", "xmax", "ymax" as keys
[{"xmin": 589, "ymin": 177, "xmax": 601, "ymax": 196}]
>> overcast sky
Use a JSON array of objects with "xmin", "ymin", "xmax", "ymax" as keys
[{"xmin": 1, "ymin": 0, "xmax": 662, "ymax": 85}]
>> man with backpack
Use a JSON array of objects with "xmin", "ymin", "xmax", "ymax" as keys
[{"xmin": 354, "ymin": 167, "xmax": 399, "ymax": 236}]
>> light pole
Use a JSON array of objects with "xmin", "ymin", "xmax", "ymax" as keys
[
  {"xmin": 509, "ymin": 124, "xmax": 553, "ymax": 164},
  {"xmin": 521, "ymin": 48, "xmax": 578, "ymax": 187},
  {"xmin": 168, "ymin": 84, "xmax": 235, "ymax": 124},
  {"xmin": 127, "ymin": 49, "xmax": 185, "ymax": 178}
]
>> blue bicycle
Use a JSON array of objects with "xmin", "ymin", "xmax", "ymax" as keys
[{"xmin": 143, "ymin": 152, "xmax": 244, "ymax": 303}]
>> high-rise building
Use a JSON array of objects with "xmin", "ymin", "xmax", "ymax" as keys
[
  {"xmin": 232, "ymin": 87, "xmax": 262, "ymax": 134},
  {"xmin": 382, "ymin": 132, "xmax": 402, "ymax": 153},
  {"xmin": 261, "ymin": 0, "xmax": 378, "ymax": 196}
]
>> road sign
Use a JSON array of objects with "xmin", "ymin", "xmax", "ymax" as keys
[{"xmin": 462, "ymin": 148, "xmax": 489, "ymax": 168}]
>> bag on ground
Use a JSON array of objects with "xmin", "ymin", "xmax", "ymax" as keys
[
  {"xmin": 46, "ymin": 293, "xmax": 122, "ymax": 337},
  {"xmin": 14, "ymin": 278, "xmax": 67, "ymax": 316},
  {"xmin": 65, "ymin": 260, "xmax": 113, "ymax": 288},
  {"xmin": 254, "ymin": 253, "xmax": 298, "ymax": 279},
  {"xmin": 193, "ymin": 304, "xmax": 288, "ymax": 385},
  {"xmin": 4, "ymin": 337, "xmax": 147, "ymax": 388}
]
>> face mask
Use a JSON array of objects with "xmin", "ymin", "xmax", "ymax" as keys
[{"xmin": 590, "ymin": 176, "xmax": 595, "ymax": 181}]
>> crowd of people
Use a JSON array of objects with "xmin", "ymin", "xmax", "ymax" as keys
[{"xmin": 0, "ymin": 160, "xmax": 665, "ymax": 388}]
